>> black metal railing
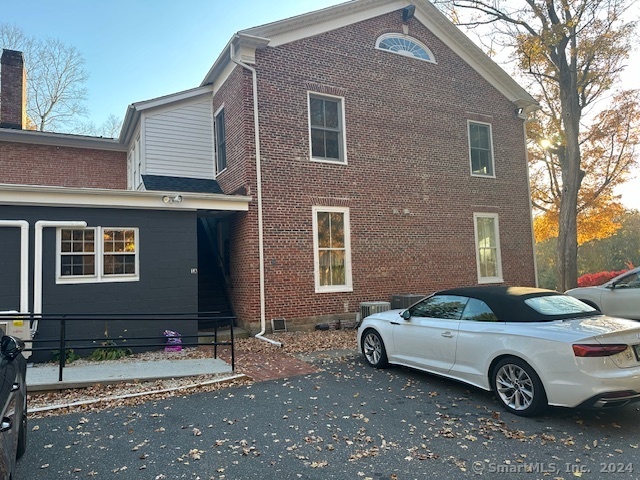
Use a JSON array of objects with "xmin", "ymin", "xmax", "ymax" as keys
[{"xmin": 0, "ymin": 312, "xmax": 235, "ymax": 382}]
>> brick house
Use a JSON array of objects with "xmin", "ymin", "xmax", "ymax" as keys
[{"xmin": 0, "ymin": 0, "xmax": 538, "ymax": 353}]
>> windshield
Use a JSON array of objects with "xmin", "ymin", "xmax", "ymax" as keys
[{"xmin": 525, "ymin": 295, "xmax": 598, "ymax": 316}]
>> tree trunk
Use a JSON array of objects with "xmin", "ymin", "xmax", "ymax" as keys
[
  {"xmin": 556, "ymin": 158, "xmax": 581, "ymax": 291},
  {"xmin": 555, "ymin": 70, "xmax": 584, "ymax": 292}
]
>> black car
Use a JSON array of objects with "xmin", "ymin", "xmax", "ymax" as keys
[{"xmin": 0, "ymin": 333, "xmax": 27, "ymax": 479}]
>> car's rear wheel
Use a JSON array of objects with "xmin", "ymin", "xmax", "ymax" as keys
[
  {"xmin": 16, "ymin": 389, "xmax": 27, "ymax": 459},
  {"xmin": 361, "ymin": 330, "xmax": 388, "ymax": 368},
  {"xmin": 492, "ymin": 357, "xmax": 547, "ymax": 417}
]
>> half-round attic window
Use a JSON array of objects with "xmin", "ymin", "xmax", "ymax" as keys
[{"xmin": 375, "ymin": 34, "xmax": 435, "ymax": 63}]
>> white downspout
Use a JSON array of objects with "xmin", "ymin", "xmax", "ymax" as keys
[
  {"xmin": 0, "ymin": 220, "xmax": 29, "ymax": 314},
  {"xmin": 521, "ymin": 112, "xmax": 539, "ymax": 287},
  {"xmin": 32, "ymin": 220, "xmax": 87, "ymax": 335},
  {"xmin": 230, "ymin": 41, "xmax": 281, "ymax": 347}
]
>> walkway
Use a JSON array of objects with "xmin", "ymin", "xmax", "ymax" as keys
[{"xmin": 26, "ymin": 357, "xmax": 232, "ymax": 392}]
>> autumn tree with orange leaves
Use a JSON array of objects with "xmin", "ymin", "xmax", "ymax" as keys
[
  {"xmin": 436, "ymin": 0, "xmax": 640, "ymax": 290},
  {"xmin": 529, "ymin": 90, "xmax": 640, "ymax": 246}
]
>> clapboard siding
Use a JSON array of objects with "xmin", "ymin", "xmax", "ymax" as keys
[{"xmin": 144, "ymin": 99, "xmax": 214, "ymax": 179}]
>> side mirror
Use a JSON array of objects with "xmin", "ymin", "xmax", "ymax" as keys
[
  {"xmin": 401, "ymin": 310, "xmax": 411, "ymax": 320},
  {"xmin": 1, "ymin": 335, "xmax": 25, "ymax": 360}
]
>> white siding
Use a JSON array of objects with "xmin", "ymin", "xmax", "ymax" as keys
[{"xmin": 144, "ymin": 99, "xmax": 214, "ymax": 179}]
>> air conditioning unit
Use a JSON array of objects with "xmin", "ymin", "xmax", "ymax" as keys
[
  {"xmin": 359, "ymin": 301, "xmax": 391, "ymax": 320},
  {"xmin": 390, "ymin": 294, "xmax": 425, "ymax": 309},
  {"xmin": 0, "ymin": 311, "xmax": 32, "ymax": 359}
]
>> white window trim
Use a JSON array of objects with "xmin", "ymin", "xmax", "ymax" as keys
[
  {"xmin": 375, "ymin": 33, "xmax": 436, "ymax": 64},
  {"xmin": 307, "ymin": 92, "xmax": 348, "ymax": 165},
  {"xmin": 214, "ymin": 104, "xmax": 227, "ymax": 175},
  {"xmin": 473, "ymin": 213, "xmax": 503, "ymax": 284},
  {"xmin": 312, "ymin": 206, "xmax": 353, "ymax": 293},
  {"xmin": 56, "ymin": 227, "xmax": 140, "ymax": 284},
  {"xmin": 467, "ymin": 120, "xmax": 496, "ymax": 178}
]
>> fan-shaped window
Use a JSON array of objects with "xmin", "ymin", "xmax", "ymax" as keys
[{"xmin": 375, "ymin": 34, "xmax": 435, "ymax": 63}]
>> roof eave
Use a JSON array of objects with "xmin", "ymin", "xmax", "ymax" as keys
[
  {"xmin": 0, "ymin": 183, "xmax": 252, "ymax": 212},
  {"xmin": 233, "ymin": 0, "xmax": 537, "ymax": 110},
  {"xmin": 0, "ymin": 128, "xmax": 127, "ymax": 152}
]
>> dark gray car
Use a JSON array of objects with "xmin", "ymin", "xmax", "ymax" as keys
[{"xmin": 0, "ymin": 333, "xmax": 27, "ymax": 479}]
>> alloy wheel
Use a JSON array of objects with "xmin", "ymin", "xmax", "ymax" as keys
[{"xmin": 495, "ymin": 363, "xmax": 535, "ymax": 411}]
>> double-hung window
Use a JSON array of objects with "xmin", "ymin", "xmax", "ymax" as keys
[
  {"xmin": 309, "ymin": 93, "xmax": 346, "ymax": 163},
  {"xmin": 312, "ymin": 206, "xmax": 352, "ymax": 292},
  {"xmin": 214, "ymin": 107, "xmax": 227, "ymax": 173},
  {"xmin": 473, "ymin": 213, "xmax": 503, "ymax": 284},
  {"xmin": 468, "ymin": 121, "xmax": 495, "ymax": 177},
  {"xmin": 57, "ymin": 227, "xmax": 139, "ymax": 283}
]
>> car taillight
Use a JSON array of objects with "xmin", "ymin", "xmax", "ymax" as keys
[{"xmin": 572, "ymin": 344, "xmax": 628, "ymax": 357}]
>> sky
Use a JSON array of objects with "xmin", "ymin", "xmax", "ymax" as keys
[{"xmin": 3, "ymin": 0, "xmax": 639, "ymax": 209}]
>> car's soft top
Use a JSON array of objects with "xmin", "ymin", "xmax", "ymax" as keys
[{"xmin": 435, "ymin": 286, "xmax": 598, "ymax": 322}]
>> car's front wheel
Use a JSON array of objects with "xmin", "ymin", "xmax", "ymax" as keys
[
  {"xmin": 361, "ymin": 330, "xmax": 388, "ymax": 368},
  {"xmin": 492, "ymin": 357, "xmax": 547, "ymax": 417}
]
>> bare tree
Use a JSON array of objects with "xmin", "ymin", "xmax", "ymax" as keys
[
  {"xmin": 28, "ymin": 37, "xmax": 89, "ymax": 132},
  {"xmin": 1, "ymin": 24, "xmax": 90, "ymax": 133},
  {"xmin": 76, "ymin": 114, "xmax": 123, "ymax": 138},
  {"xmin": 436, "ymin": 0, "xmax": 638, "ymax": 290},
  {"xmin": 0, "ymin": 24, "xmax": 34, "ymax": 56}
]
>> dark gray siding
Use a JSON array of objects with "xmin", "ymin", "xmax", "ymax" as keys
[
  {"xmin": 0, "ymin": 226, "xmax": 21, "ymax": 313},
  {"xmin": 0, "ymin": 206, "xmax": 199, "ymax": 361}
]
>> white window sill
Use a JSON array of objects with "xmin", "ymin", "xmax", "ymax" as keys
[
  {"xmin": 56, "ymin": 275, "xmax": 140, "ymax": 285},
  {"xmin": 477, "ymin": 277, "xmax": 503, "ymax": 285},
  {"xmin": 315, "ymin": 285, "xmax": 353, "ymax": 294}
]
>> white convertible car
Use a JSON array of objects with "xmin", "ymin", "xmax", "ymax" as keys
[{"xmin": 357, "ymin": 286, "xmax": 640, "ymax": 416}]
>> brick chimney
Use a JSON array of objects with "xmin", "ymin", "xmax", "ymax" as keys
[{"xmin": 1, "ymin": 49, "xmax": 27, "ymax": 130}]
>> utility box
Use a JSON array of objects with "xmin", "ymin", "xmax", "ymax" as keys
[
  {"xmin": 0, "ymin": 310, "xmax": 32, "ymax": 359},
  {"xmin": 359, "ymin": 301, "xmax": 391, "ymax": 320},
  {"xmin": 390, "ymin": 294, "xmax": 425, "ymax": 309}
]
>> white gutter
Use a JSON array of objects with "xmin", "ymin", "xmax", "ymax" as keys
[
  {"xmin": 230, "ymin": 41, "xmax": 282, "ymax": 347},
  {"xmin": 521, "ymin": 114, "xmax": 540, "ymax": 287},
  {"xmin": 32, "ymin": 220, "xmax": 87, "ymax": 335},
  {"xmin": 0, "ymin": 220, "xmax": 29, "ymax": 313}
]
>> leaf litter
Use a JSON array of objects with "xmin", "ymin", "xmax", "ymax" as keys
[{"xmin": 27, "ymin": 329, "xmax": 358, "ymax": 417}]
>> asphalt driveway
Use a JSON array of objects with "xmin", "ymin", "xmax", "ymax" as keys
[{"xmin": 17, "ymin": 355, "xmax": 640, "ymax": 479}]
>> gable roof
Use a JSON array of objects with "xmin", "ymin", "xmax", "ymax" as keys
[{"xmin": 201, "ymin": 0, "xmax": 537, "ymax": 112}]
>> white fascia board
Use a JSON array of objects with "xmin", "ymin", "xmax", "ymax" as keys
[
  {"xmin": 0, "ymin": 128, "xmax": 126, "ymax": 151},
  {"xmin": 132, "ymin": 85, "xmax": 213, "ymax": 112},
  {"xmin": 119, "ymin": 105, "xmax": 140, "ymax": 145},
  {"xmin": 201, "ymin": 35, "xmax": 269, "ymax": 87},
  {"xmin": 242, "ymin": 0, "xmax": 404, "ymax": 47},
  {"xmin": 237, "ymin": 0, "xmax": 537, "ymax": 111},
  {"xmin": 144, "ymin": 92, "xmax": 213, "ymax": 119},
  {"xmin": 200, "ymin": 1, "xmax": 394, "ymax": 86},
  {"xmin": 211, "ymin": 61, "xmax": 237, "ymax": 95},
  {"xmin": 0, "ymin": 184, "xmax": 251, "ymax": 212}
]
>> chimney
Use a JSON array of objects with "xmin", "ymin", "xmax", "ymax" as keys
[{"xmin": 1, "ymin": 49, "xmax": 27, "ymax": 130}]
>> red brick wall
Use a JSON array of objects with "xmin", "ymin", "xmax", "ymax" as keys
[
  {"xmin": 213, "ymin": 66, "xmax": 262, "ymax": 324},
  {"xmin": 0, "ymin": 141, "xmax": 126, "ymax": 189},
  {"xmin": 220, "ymin": 12, "xmax": 536, "ymax": 330}
]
